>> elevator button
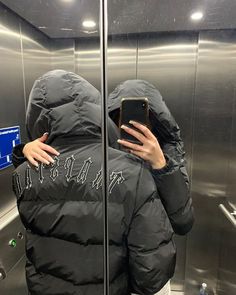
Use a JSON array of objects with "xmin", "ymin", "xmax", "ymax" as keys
[
  {"xmin": 17, "ymin": 232, "xmax": 24, "ymax": 239},
  {"xmin": 8, "ymin": 239, "xmax": 17, "ymax": 248}
]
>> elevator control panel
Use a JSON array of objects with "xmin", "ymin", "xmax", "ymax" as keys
[{"xmin": 0, "ymin": 126, "xmax": 21, "ymax": 170}]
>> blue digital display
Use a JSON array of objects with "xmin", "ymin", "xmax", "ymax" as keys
[{"xmin": 0, "ymin": 126, "xmax": 21, "ymax": 170}]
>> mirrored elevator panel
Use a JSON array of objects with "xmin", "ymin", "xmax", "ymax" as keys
[
  {"xmin": 0, "ymin": 1, "xmax": 236, "ymax": 295},
  {"xmin": 107, "ymin": 1, "xmax": 236, "ymax": 295},
  {"xmin": 0, "ymin": 1, "xmax": 102, "ymax": 294}
]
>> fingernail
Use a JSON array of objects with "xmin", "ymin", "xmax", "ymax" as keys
[
  {"xmin": 35, "ymin": 163, "xmax": 39, "ymax": 168},
  {"xmin": 56, "ymin": 152, "xmax": 60, "ymax": 156},
  {"xmin": 51, "ymin": 159, "xmax": 55, "ymax": 163},
  {"xmin": 117, "ymin": 139, "xmax": 121, "ymax": 143},
  {"xmin": 129, "ymin": 120, "xmax": 135, "ymax": 124},
  {"xmin": 43, "ymin": 132, "xmax": 49, "ymax": 136},
  {"xmin": 121, "ymin": 125, "xmax": 127, "ymax": 129}
]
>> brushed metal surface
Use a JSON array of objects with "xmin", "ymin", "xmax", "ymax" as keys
[
  {"xmin": 0, "ymin": 206, "xmax": 18, "ymax": 231},
  {"xmin": 0, "ymin": 255, "xmax": 27, "ymax": 295},
  {"xmin": 185, "ymin": 30, "xmax": 236, "ymax": 295},
  {"xmin": 216, "ymin": 86, "xmax": 236, "ymax": 295},
  {"xmin": 0, "ymin": 210, "xmax": 25, "ymax": 274},
  {"xmin": 75, "ymin": 38, "xmax": 101, "ymax": 90},
  {"xmin": 226, "ymin": 88, "xmax": 236, "ymax": 209},
  {"xmin": 51, "ymin": 39, "xmax": 75, "ymax": 72},
  {"xmin": 107, "ymin": 35, "xmax": 137, "ymax": 93},
  {"xmin": 219, "ymin": 204, "xmax": 236, "ymax": 228},
  {"xmin": 0, "ymin": 3, "xmax": 26, "ymax": 217},
  {"xmin": 217, "ymin": 203, "xmax": 236, "ymax": 295},
  {"xmin": 137, "ymin": 32, "xmax": 198, "ymax": 291},
  {"xmin": 20, "ymin": 20, "xmax": 51, "ymax": 105}
]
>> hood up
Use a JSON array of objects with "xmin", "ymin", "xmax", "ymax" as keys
[
  {"xmin": 108, "ymin": 79, "xmax": 185, "ymax": 165},
  {"xmin": 26, "ymin": 70, "xmax": 107, "ymax": 144}
]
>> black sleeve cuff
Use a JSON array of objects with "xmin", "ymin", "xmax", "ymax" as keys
[
  {"xmin": 151, "ymin": 154, "xmax": 175, "ymax": 176},
  {"xmin": 12, "ymin": 143, "xmax": 26, "ymax": 168}
]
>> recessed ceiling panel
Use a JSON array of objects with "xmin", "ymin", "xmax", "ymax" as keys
[{"xmin": 1, "ymin": 0, "xmax": 236, "ymax": 38}]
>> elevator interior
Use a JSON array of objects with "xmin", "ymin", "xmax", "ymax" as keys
[{"xmin": 0, "ymin": 1, "xmax": 236, "ymax": 295}]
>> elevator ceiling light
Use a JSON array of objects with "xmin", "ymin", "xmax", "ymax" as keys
[
  {"xmin": 191, "ymin": 11, "xmax": 203, "ymax": 21},
  {"xmin": 82, "ymin": 20, "xmax": 96, "ymax": 28}
]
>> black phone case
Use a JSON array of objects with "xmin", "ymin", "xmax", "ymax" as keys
[{"xmin": 120, "ymin": 98, "xmax": 149, "ymax": 145}]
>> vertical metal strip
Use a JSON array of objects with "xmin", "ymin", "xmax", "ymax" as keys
[
  {"xmin": 184, "ymin": 32, "xmax": 200, "ymax": 294},
  {"xmin": 100, "ymin": 0, "xmax": 109, "ymax": 295},
  {"xmin": 19, "ymin": 22, "xmax": 27, "ymax": 113},
  {"xmin": 136, "ymin": 36, "xmax": 139, "ymax": 79}
]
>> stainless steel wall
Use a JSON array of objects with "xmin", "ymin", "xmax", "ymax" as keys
[
  {"xmin": 20, "ymin": 20, "xmax": 51, "ymax": 105},
  {"xmin": 185, "ymin": 30, "xmax": 236, "ymax": 295},
  {"xmin": 107, "ymin": 35, "xmax": 137, "ymax": 92},
  {"xmin": 0, "ymin": 4, "xmax": 26, "ymax": 217},
  {"xmin": 1, "ymin": 3, "xmax": 236, "ymax": 293},
  {"xmin": 51, "ymin": 39, "xmax": 75, "ymax": 72},
  {"xmin": 0, "ymin": 208, "xmax": 27, "ymax": 294},
  {"xmin": 75, "ymin": 38, "xmax": 100, "ymax": 90}
]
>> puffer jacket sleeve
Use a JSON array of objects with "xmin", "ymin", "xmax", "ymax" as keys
[
  {"xmin": 128, "ymin": 165, "xmax": 176, "ymax": 295},
  {"xmin": 151, "ymin": 155, "xmax": 194, "ymax": 235},
  {"xmin": 12, "ymin": 143, "xmax": 26, "ymax": 168}
]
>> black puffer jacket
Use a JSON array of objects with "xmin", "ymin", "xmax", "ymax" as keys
[
  {"xmin": 12, "ymin": 70, "xmax": 176, "ymax": 295},
  {"xmin": 108, "ymin": 80, "xmax": 194, "ymax": 235}
]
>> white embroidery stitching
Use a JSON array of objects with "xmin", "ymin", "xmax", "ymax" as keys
[
  {"xmin": 25, "ymin": 164, "xmax": 32, "ymax": 189},
  {"xmin": 109, "ymin": 171, "xmax": 125, "ymax": 194},
  {"xmin": 77, "ymin": 157, "xmax": 93, "ymax": 184},
  {"xmin": 49, "ymin": 156, "xmax": 60, "ymax": 182},
  {"xmin": 64, "ymin": 155, "xmax": 75, "ymax": 182},
  {"xmin": 92, "ymin": 168, "xmax": 103, "ymax": 189}
]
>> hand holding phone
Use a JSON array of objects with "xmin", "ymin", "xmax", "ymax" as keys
[{"xmin": 119, "ymin": 97, "xmax": 149, "ymax": 145}]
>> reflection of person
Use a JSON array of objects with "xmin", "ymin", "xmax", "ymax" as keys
[
  {"xmin": 109, "ymin": 80, "xmax": 194, "ymax": 295},
  {"xmin": 108, "ymin": 80, "xmax": 194, "ymax": 236},
  {"xmin": 12, "ymin": 70, "xmax": 176, "ymax": 295}
]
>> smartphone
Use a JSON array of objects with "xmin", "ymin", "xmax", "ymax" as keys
[{"xmin": 119, "ymin": 97, "xmax": 149, "ymax": 145}]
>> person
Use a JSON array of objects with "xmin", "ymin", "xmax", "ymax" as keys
[
  {"xmin": 109, "ymin": 80, "xmax": 194, "ymax": 295},
  {"xmin": 108, "ymin": 79, "xmax": 194, "ymax": 236},
  {"xmin": 12, "ymin": 70, "xmax": 176, "ymax": 295}
]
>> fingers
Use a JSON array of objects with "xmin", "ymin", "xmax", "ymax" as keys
[
  {"xmin": 31, "ymin": 152, "xmax": 51, "ymax": 166},
  {"xmin": 27, "ymin": 156, "xmax": 39, "ymax": 167},
  {"xmin": 117, "ymin": 139, "xmax": 149, "ymax": 161},
  {"xmin": 38, "ymin": 142, "xmax": 60, "ymax": 156},
  {"xmin": 120, "ymin": 125, "xmax": 146, "ymax": 143},
  {"xmin": 37, "ymin": 134, "xmax": 60, "ymax": 156},
  {"xmin": 129, "ymin": 121, "xmax": 156, "ymax": 140},
  {"xmin": 38, "ymin": 132, "xmax": 49, "ymax": 142},
  {"xmin": 117, "ymin": 139, "xmax": 144, "ymax": 152},
  {"xmin": 36, "ymin": 149, "xmax": 55, "ymax": 164}
]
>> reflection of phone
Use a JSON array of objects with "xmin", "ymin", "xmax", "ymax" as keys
[{"xmin": 119, "ymin": 97, "xmax": 149, "ymax": 145}]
